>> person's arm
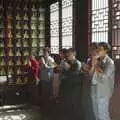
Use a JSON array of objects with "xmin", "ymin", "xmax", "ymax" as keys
[
  {"xmin": 28, "ymin": 59, "xmax": 32, "ymax": 67},
  {"xmin": 69, "ymin": 60, "xmax": 81, "ymax": 75},
  {"xmin": 95, "ymin": 66, "xmax": 104, "ymax": 74},
  {"xmin": 89, "ymin": 57, "xmax": 98, "ymax": 77},
  {"xmin": 40, "ymin": 57, "xmax": 50, "ymax": 68},
  {"xmin": 32, "ymin": 60, "xmax": 39, "ymax": 81},
  {"xmin": 81, "ymin": 62, "xmax": 89, "ymax": 73},
  {"xmin": 89, "ymin": 65, "xmax": 95, "ymax": 75},
  {"xmin": 69, "ymin": 61, "xmax": 83, "ymax": 85},
  {"xmin": 96, "ymin": 61, "xmax": 115, "ymax": 80},
  {"xmin": 96, "ymin": 60, "xmax": 115, "ymax": 95},
  {"xmin": 64, "ymin": 62, "xmax": 71, "ymax": 71},
  {"xmin": 43, "ymin": 57, "xmax": 55, "ymax": 68}
]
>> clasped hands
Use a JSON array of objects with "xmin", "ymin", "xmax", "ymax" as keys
[
  {"xmin": 92, "ymin": 56, "xmax": 104, "ymax": 74},
  {"xmin": 63, "ymin": 62, "xmax": 71, "ymax": 71}
]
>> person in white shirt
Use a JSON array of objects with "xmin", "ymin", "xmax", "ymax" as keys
[
  {"xmin": 39, "ymin": 47, "xmax": 55, "ymax": 100},
  {"xmin": 90, "ymin": 42, "xmax": 115, "ymax": 120}
]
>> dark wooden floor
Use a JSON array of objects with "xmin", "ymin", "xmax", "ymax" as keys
[
  {"xmin": 110, "ymin": 75, "xmax": 120, "ymax": 120},
  {"xmin": 0, "ymin": 75, "xmax": 120, "ymax": 120},
  {"xmin": 0, "ymin": 105, "xmax": 43, "ymax": 120},
  {"xmin": 0, "ymin": 101, "xmax": 68, "ymax": 120}
]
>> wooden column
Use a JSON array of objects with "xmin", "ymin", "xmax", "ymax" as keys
[
  {"xmin": 45, "ymin": 0, "xmax": 50, "ymax": 47},
  {"xmin": 74, "ymin": 0, "xmax": 89, "ymax": 61}
]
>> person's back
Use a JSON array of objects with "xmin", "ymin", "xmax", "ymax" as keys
[{"xmin": 30, "ymin": 57, "xmax": 39, "ymax": 81}]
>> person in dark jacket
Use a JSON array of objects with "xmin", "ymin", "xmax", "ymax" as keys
[{"xmin": 60, "ymin": 48, "xmax": 83, "ymax": 120}]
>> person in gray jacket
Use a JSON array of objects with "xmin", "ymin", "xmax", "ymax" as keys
[{"xmin": 90, "ymin": 42, "xmax": 115, "ymax": 120}]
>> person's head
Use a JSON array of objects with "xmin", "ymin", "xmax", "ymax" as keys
[
  {"xmin": 98, "ymin": 42, "xmax": 111, "ymax": 57},
  {"xmin": 43, "ymin": 47, "xmax": 50, "ymax": 58},
  {"xmin": 90, "ymin": 42, "xmax": 98, "ymax": 56},
  {"xmin": 30, "ymin": 55, "xmax": 36, "ymax": 61},
  {"xmin": 66, "ymin": 48, "xmax": 76, "ymax": 61},
  {"xmin": 59, "ymin": 48, "xmax": 67, "ymax": 59}
]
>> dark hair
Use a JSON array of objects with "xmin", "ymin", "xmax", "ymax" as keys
[
  {"xmin": 60, "ymin": 48, "xmax": 68, "ymax": 54},
  {"xmin": 67, "ymin": 48, "xmax": 76, "ymax": 54},
  {"xmin": 98, "ymin": 42, "xmax": 111, "ymax": 53},
  {"xmin": 91, "ymin": 42, "xmax": 98, "ymax": 49},
  {"xmin": 43, "ymin": 47, "xmax": 51, "ymax": 54}
]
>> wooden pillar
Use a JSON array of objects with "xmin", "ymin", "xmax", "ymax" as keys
[
  {"xmin": 45, "ymin": 0, "xmax": 50, "ymax": 47},
  {"xmin": 74, "ymin": 0, "xmax": 89, "ymax": 61}
]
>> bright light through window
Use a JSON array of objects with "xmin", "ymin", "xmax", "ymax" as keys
[
  {"xmin": 62, "ymin": 0, "xmax": 73, "ymax": 48},
  {"xmin": 91, "ymin": 0, "xmax": 109, "ymax": 43},
  {"xmin": 50, "ymin": 2, "xmax": 59, "ymax": 54}
]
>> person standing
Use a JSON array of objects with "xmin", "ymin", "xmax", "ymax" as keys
[
  {"xmin": 90, "ymin": 42, "xmax": 115, "ymax": 120},
  {"xmin": 26, "ymin": 54, "xmax": 40, "ymax": 104},
  {"xmin": 51, "ymin": 48, "xmax": 67, "ymax": 103},
  {"xmin": 82, "ymin": 42, "xmax": 98, "ymax": 120},
  {"xmin": 29, "ymin": 55, "xmax": 40, "ymax": 84},
  {"xmin": 60, "ymin": 48, "xmax": 83, "ymax": 120},
  {"xmin": 39, "ymin": 47, "xmax": 55, "ymax": 101}
]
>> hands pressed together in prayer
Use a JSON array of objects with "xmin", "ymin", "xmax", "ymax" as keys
[
  {"xmin": 64, "ymin": 62, "xmax": 71, "ymax": 71},
  {"xmin": 91, "ymin": 56, "xmax": 104, "ymax": 74}
]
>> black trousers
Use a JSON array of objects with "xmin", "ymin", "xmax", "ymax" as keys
[
  {"xmin": 60, "ymin": 76, "xmax": 84, "ymax": 120},
  {"xmin": 39, "ymin": 80, "xmax": 52, "ymax": 101}
]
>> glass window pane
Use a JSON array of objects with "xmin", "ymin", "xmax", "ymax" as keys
[
  {"xmin": 50, "ymin": 12, "xmax": 59, "ymax": 21},
  {"xmin": 51, "ymin": 37, "xmax": 59, "ymax": 54},
  {"xmin": 62, "ymin": 36, "xmax": 72, "ymax": 48},
  {"xmin": 51, "ymin": 37, "xmax": 59, "ymax": 46},
  {"xmin": 62, "ymin": 6, "xmax": 72, "ymax": 18},
  {"xmin": 50, "ymin": 2, "xmax": 59, "ymax": 54},
  {"xmin": 62, "ymin": 0, "xmax": 73, "ymax": 48},
  {"xmin": 91, "ymin": 0, "xmax": 109, "ymax": 43}
]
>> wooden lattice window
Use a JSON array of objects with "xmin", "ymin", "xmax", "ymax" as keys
[
  {"xmin": 62, "ymin": 0, "xmax": 73, "ymax": 49},
  {"xmin": 112, "ymin": 0, "xmax": 120, "ymax": 59},
  {"xmin": 91, "ymin": 0, "xmax": 109, "ymax": 43},
  {"xmin": 50, "ymin": 2, "xmax": 59, "ymax": 54}
]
